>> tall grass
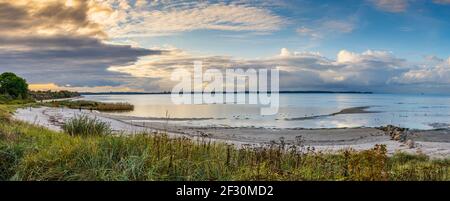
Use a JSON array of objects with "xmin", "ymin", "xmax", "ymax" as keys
[
  {"xmin": 0, "ymin": 104, "xmax": 449, "ymax": 181},
  {"xmin": 63, "ymin": 115, "xmax": 112, "ymax": 137}
]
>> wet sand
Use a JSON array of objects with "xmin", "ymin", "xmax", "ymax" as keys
[
  {"xmin": 285, "ymin": 106, "xmax": 379, "ymax": 121},
  {"xmin": 14, "ymin": 106, "xmax": 450, "ymax": 158}
]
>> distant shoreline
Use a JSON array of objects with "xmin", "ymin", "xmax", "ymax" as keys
[{"xmin": 80, "ymin": 91, "xmax": 373, "ymax": 95}]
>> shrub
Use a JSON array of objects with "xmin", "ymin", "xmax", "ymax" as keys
[
  {"xmin": 0, "ymin": 72, "xmax": 28, "ymax": 99},
  {"xmin": 29, "ymin": 90, "xmax": 80, "ymax": 101},
  {"xmin": 63, "ymin": 115, "xmax": 112, "ymax": 137}
]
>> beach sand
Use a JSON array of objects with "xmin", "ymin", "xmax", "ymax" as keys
[{"xmin": 14, "ymin": 106, "xmax": 450, "ymax": 158}]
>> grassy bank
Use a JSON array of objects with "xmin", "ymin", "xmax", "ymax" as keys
[{"xmin": 0, "ymin": 104, "xmax": 449, "ymax": 181}]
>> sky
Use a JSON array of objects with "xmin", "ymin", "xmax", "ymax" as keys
[{"xmin": 1, "ymin": 0, "xmax": 450, "ymax": 94}]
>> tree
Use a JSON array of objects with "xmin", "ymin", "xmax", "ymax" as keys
[{"xmin": 0, "ymin": 72, "xmax": 28, "ymax": 99}]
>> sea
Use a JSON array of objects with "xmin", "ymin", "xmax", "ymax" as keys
[{"xmin": 81, "ymin": 93, "xmax": 450, "ymax": 130}]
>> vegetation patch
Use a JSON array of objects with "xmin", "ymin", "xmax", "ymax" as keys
[
  {"xmin": 63, "ymin": 115, "xmax": 112, "ymax": 137},
  {"xmin": 30, "ymin": 90, "xmax": 80, "ymax": 101},
  {"xmin": 44, "ymin": 100, "xmax": 134, "ymax": 112}
]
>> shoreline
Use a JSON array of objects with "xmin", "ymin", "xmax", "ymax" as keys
[
  {"xmin": 285, "ymin": 106, "xmax": 379, "ymax": 121},
  {"xmin": 13, "ymin": 106, "xmax": 450, "ymax": 158},
  {"xmin": 39, "ymin": 96, "xmax": 83, "ymax": 103}
]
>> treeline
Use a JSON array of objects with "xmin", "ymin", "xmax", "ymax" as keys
[
  {"xmin": 1, "ymin": 72, "xmax": 80, "ymax": 103},
  {"xmin": 29, "ymin": 90, "xmax": 80, "ymax": 101}
]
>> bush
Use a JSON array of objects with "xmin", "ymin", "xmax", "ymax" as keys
[
  {"xmin": 63, "ymin": 115, "xmax": 112, "ymax": 137},
  {"xmin": 29, "ymin": 90, "xmax": 80, "ymax": 101},
  {"xmin": 0, "ymin": 72, "xmax": 28, "ymax": 99},
  {"xmin": 0, "ymin": 94, "xmax": 12, "ymax": 104}
]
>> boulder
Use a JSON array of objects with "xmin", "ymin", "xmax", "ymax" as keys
[
  {"xmin": 379, "ymin": 125, "xmax": 408, "ymax": 142},
  {"xmin": 405, "ymin": 139, "xmax": 415, "ymax": 149}
]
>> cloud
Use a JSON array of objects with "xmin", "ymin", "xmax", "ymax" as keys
[
  {"xmin": 108, "ymin": 47, "xmax": 413, "ymax": 92},
  {"xmin": 0, "ymin": 0, "xmax": 166, "ymax": 91},
  {"xmin": 90, "ymin": 1, "xmax": 285, "ymax": 38},
  {"xmin": 2, "ymin": 0, "xmax": 450, "ymax": 94},
  {"xmin": 0, "ymin": 35, "xmax": 164, "ymax": 87},
  {"xmin": 392, "ymin": 56, "xmax": 450, "ymax": 84},
  {"xmin": 2, "ymin": 0, "xmax": 283, "ymax": 39},
  {"xmin": 336, "ymin": 50, "xmax": 402, "ymax": 64},
  {"xmin": 2, "ymin": 0, "xmax": 277, "ymax": 92},
  {"xmin": 296, "ymin": 27, "xmax": 322, "ymax": 39},
  {"xmin": 296, "ymin": 20, "xmax": 356, "ymax": 40},
  {"xmin": 28, "ymin": 82, "xmax": 147, "ymax": 93},
  {"xmin": 0, "ymin": 0, "xmax": 106, "ymax": 38},
  {"xmin": 370, "ymin": 0, "xmax": 408, "ymax": 13}
]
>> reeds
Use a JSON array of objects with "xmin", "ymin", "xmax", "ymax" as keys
[
  {"xmin": 96, "ymin": 102, "xmax": 134, "ymax": 111},
  {"xmin": 46, "ymin": 100, "xmax": 134, "ymax": 112}
]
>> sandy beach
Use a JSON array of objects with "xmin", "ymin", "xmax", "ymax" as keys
[{"xmin": 14, "ymin": 106, "xmax": 450, "ymax": 158}]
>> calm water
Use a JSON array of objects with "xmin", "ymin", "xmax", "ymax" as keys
[{"xmin": 81, "ymin": 93, "xmax": 450, "ymax": 130}]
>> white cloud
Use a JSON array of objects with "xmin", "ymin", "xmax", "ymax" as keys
[
  {"xmin": 337, "ymin": 50, "xmax": 400, "ymax": 64},
  {"xmin": 393, "ymin": 56, "xmax": 450, "ymax": 84},
  {"xmin": 370, "ymin": 0, "xmax": 408, "ymax": 13},
  {"xmin": 296, "ymin": 20, "xmax": 356, "ymax": 40},
  {"xmin": 108, "ymin": 47, "xmax": 409, "ymax": 91},
  {"xmin": 279, "ymin": 48, "xmax": 292, "ymax": 57},
  {"xmin": 90, "ymin": 1, "xmax": 285, "ymax": 38},
  {"xmin": 337, "ymin": 50, "xmax": 360, "ymax": 63}
]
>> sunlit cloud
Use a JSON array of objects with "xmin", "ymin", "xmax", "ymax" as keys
[
  {"xmin": 1, "ymin": 0, "xmax": 450, "ymax": 93},
  {"xmin": 392, "ymin": 56, "xmax": 450, "ymax": 84},
  {"xmin": 89, "ymin": 0, "xmax": 286, "ymax": 38},
  {"xmin": 369, "ymin": 0, "xmax": 408, "ymax": 13},
  {"xmin": 29, "ymin": 82, "xmax": 146, "ymax": 93},
  {"xmin": 108, "ymin": 47, "xmax": 412, "ymax": 92}
]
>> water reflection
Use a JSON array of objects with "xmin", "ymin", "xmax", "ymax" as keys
[{"xmin": 81, "ymin": 93, "xmax": 450, "ymax": 130}]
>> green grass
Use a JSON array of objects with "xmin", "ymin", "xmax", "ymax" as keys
[
  {"xmin": 0, "ymin": 104, "xmax": 448, "ymax": 181},
  {"xmin": 63, "ymin": 115, "xmax": 112, "ymax": 137}
]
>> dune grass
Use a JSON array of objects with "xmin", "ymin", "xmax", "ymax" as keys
[
  {"xmin": 0, "ymin": 104, "xmax": 449, "ymax": 181},
  {"xmin": 63, "ymin": 115, "xmax": 112, "ymax": 137}
]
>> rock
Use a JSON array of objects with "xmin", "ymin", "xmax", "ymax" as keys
[
  {"xmin": 406, "ymin": 139, "xmax": 415, "ymax": 149},
  {"xmin": 379, "ymin": 125, "xmax": 409, "ymax": 142}
]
